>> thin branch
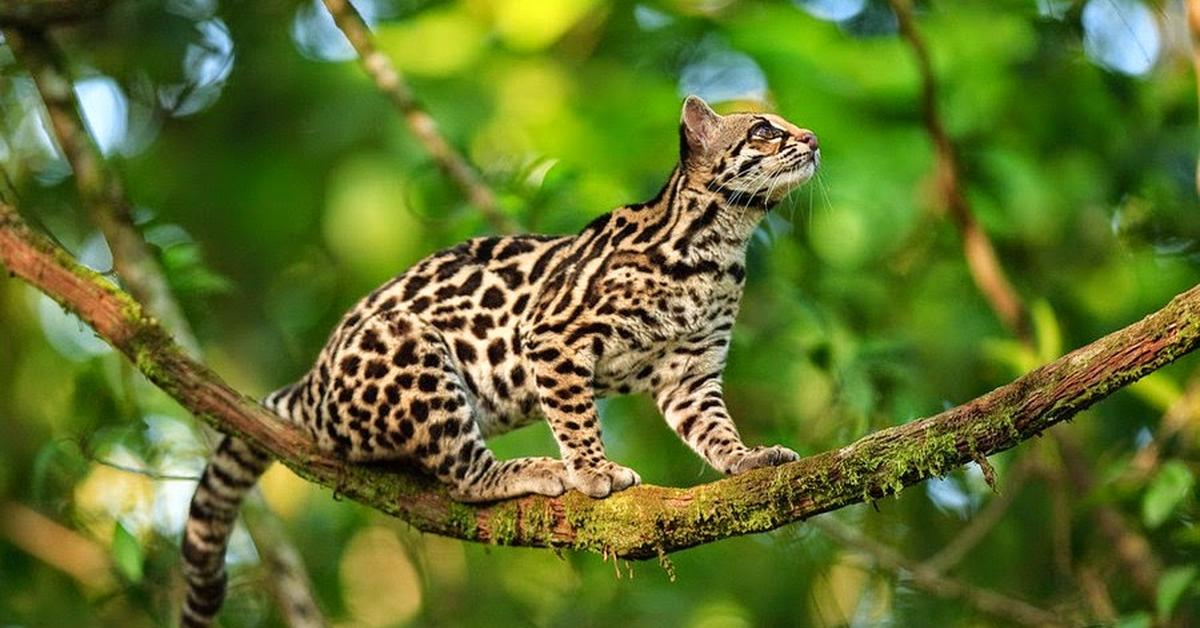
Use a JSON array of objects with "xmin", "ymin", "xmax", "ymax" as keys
[
  {"xmin": 4, "ymin": 201, "xmax": 1200, "ymax": 558},
  {"xmin": 887, "ymin": 0, "xmax": 1026, "ymax": 339},
  {"xmin": 1041, "ymin": 450, "xmax": 1076, "ymax": 578},
  {"xmin": 888, "ymin": 0, "xmax": 1166, "ymax": 605},
  {"xmin": 243, "ymin": 499, "xmax": 327, "ymax": 628},
  {"xmin": 1057, "ymin": 432, "xmax": 1163, "ymax": 603},
  {"xmin": 1189, "ymin": 0, "xmax": 1200, "ymax": 195},
  {"xmin": 92, "ymin": 458, "xmax": 200, "ymax": 482},
  {"xmin": 4, "ymin": 28, "xmax": 325, "ymax": 626},
  {"xmin": 814, "ymin": 519, "xmax": 1068, "ymax": 628},
  {"xmin": 922, "ymin": 454, "xmax": 1035, "ymax": 574},
  {"xmin": 0, "ymin": 502, "xmax": 114, "ymax": 590},
  {"xmin": 1126, "ymin": 370, "xmax": 1200, "ymax": 482},
  {"xmin": 3, "ymin": 26, "xmax": 199, "ymax": 355},
  {"xmin": 319, "ymin": 0, "xmax": 516, "ymax": 234},
  {"xmin": 1077, "ymin": 565, "xmax": 1119, "ymax": 623}
]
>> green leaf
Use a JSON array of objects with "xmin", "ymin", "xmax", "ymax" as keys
[
  {"xmin": 30, "ymin": 442, "xmax": 62, "ymax": 504},
  {"xmin": 111, "ymin": 522, "xmax": 144, "ymax": 584},
  {"xmin": 1157, "ymin": 566, "xmax": 1198, "ymax": 619},
  {"xmin": 1142, "ymin": 461, "xmax": 1196, "ymax": 529}
]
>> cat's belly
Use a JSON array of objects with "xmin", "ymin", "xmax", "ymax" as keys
[
  {"xmin": 465, "ymin": 340, "xmax": 665, "ymax": 437},
  {"xmin": 441, "ymin": 328, "xmax": 541, "ymax": 438}
]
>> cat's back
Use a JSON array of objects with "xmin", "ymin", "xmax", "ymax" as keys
[{"xmin": 326, "ymin": 233, "xmax": 575, "ymax": 344}]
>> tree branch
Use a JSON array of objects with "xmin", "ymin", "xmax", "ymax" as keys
[
  {"xmin": 889, "ymin": 0, "xmax": 1166, "ymax": 603},
  {"xmin": 1126, "ymin": 372, "xmax": 1200, "ymax": 482},
  {"xmin": 319, "ymin": 0, "xmax": 515, "ymax": 234},
  {"xmin": 0, "ymin": 502, "xmax": 114, "ymax": 590},
  {"xmin": 1056, "ymin": 433, "xmax": 1163, "ymax": 601},
  {"xmin": 4, "ymin": 27, "xmax": 326, "ymax": 625},
  {"xmin": 243, "ymin": 499, "xmax": 326, "ymax": 628},
  {"xmin": 814, "ymin": 519, "xmax": 1067, "ymax": 627},
  {"xmin": 887, "ymin": 0, "xmax": 1026, "ymax": 340},
  {"xmin": 921, "ymin": 454, "xmax": 1035, "ymax": 574},
  {"xmin": 4, "ymin": 200, "xmax": 1200, "ymax": 558},
  {"xmin": 3, "ymin": 26, "xmax": 199, "ymax": 355}
]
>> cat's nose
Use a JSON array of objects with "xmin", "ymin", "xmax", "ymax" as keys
[{"xmin": 796, "ymin": 131, "xmax": 819, "ymax": 151}]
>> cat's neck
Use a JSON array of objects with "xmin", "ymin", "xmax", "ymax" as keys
[{"xmin": 626, "ymin": 166, "xmax": 765, "ymax": 263}]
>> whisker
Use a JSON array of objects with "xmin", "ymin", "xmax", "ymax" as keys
[
  {"xmin": 728, "ymin": 169, "xmax": 770, "ymax": 214},
  {"xmin": 818, "ymin": 173, "xmax": 833, "ymax": 216},
  {"xmin": 808, "ymin": 177, "xmax": 817, "ymax": 233}
]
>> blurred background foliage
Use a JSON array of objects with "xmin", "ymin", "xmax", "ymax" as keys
[{"xmin": 1, "ymin": 0, "xmax": 1200, "ymax": 625}]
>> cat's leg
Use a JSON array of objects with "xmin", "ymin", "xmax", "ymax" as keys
[
  {"xmin": 446, "ymin": 447, "xmax": 570, "ymax": 503},
  {"xmin": 325, "ymin": 312, "xmax": 568, "ymax": 502},
  {"xmin": 654, "ymin": 361, "xmax": 798, "ymax": 475},
  {"xmin": 524, "ymin": 338, "xmax": 640, "ymax": 498}
]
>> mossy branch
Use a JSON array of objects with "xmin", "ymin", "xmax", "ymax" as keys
[
  {"xmin": 3, "ymin": 26, "xmax": 326, "ymax": 623},
  {"xmin": 3, "ymin": 201, "xmax": 1200, "ymax": 558},
  {"xmin": 3, "ymin": 26, "xmax": 200, "ymax": 356}
]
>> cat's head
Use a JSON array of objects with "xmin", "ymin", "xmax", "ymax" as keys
[{"xmin": 678, "ymin": 95, "xmax": 819, "ymax": 205}]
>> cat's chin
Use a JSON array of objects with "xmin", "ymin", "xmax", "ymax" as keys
[{"xmin": 766, "ymin": 161, "xmax": 818, "ymax": 200}]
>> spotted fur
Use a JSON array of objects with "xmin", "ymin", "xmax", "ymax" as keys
[{"xmin": 182, "ymin": 96, "xmax": 820, "ymax": 625}]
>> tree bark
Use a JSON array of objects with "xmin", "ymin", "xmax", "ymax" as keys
[{"xmin": 3, "ymin": 201, "xmax": 1199, "ymax": 559}]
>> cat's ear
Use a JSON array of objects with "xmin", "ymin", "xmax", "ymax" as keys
[{"xmin": 680, "ymin": 95, "xmax": 720, "ymax": 163}]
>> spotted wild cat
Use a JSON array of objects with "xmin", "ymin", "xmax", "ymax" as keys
[{"xmin": 181, "ymin": 95, "xmax": 820, "ymax": 626}]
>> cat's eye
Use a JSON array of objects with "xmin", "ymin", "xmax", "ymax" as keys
[{"xmin": 751, "ymin": 122, "xmax": 783, "ymax": 140}]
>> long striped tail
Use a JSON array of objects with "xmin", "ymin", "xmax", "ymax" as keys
[
  {"xmin": 181, "ymin": 382, "xmax": 306, "ymax": 626},
  {"xmin": 181, "ymin": 435, "xmax": 272, "ymax": 626}
]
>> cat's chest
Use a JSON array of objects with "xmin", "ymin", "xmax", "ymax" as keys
[
  {"xmin": 591, "ymin": 318, "xmax": 729, "ymax": 396},
  {"xmin": 593, "ymin": 292, "xmax": 741, "ymax": 392},
  {"xmin": 620, "ymin": 262, "xmax": 744, "ymax": 333}
]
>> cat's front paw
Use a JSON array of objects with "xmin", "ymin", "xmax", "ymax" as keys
[
  {"xmin": 726, "ymin": 445, "xmax": 800, "ymax": 475},
  {"xmin": 569, "ymin": 460, "xmax": 641, "ymax": 498}
]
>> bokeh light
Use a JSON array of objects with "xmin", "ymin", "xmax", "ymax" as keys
[
  {"xmin": 793, "ymin": 0, "xmax": 867, "ymax": 23},
  {"xmin": 1082, "ymin": 0, "xmax": 1161, "ymax": 77}
]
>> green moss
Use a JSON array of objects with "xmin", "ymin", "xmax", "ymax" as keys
[
  {"xmin": 133, "ymin": 344, "xmax": 164, "ymax": 382},
  {"xmin": 818, "ymin": 429, "xmax": 966, "ymax": 503},
  {"xmin": 739, "ymin": 500, "xmax": 782, "ymax": 532},
  {"xmin": 993, "ymin": 409, "xmax": 1021, "ymax": 441},
  {"xmin": 520, "ymin": 499, "xmax": 554, "ymax": 543},
  {"xmin": 116, "ymin": 290, "xmax": 144, "ymax": 322},
  {"xmin": 382, "ymin": 469, "xmax": 424, "ymax": 501},
  {"xmin": 562, "ymin": 492, "xmax": 660, "ymax": 555},
  {"xmin": 487, "ymin": 502, "xmax": 520, "ymax": 545}
]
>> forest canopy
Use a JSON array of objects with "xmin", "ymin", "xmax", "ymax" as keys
[{"xmin": 2, "ymin": 0, "xmax": 1200, "ymax": 627}]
